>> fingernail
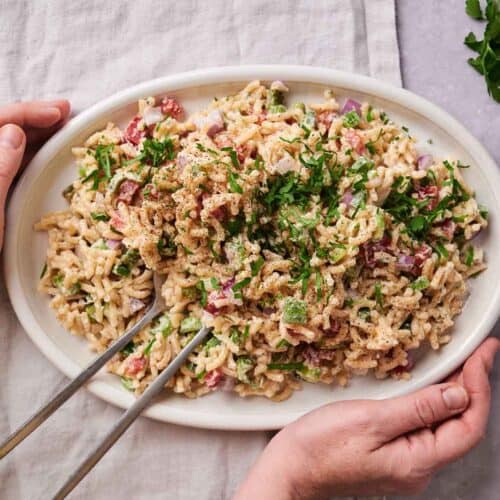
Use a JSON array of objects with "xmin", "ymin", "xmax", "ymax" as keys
[
  {"xmin": 443, "ymin": 386, "xmax": 468, "ymax": 410},
  {"xmin": 38, "ymin": 107, "xmax": 62, "ymax": 123},
  {"xmin": 0, "ymin": 124, "xmax": 24, "ymax": 149}
]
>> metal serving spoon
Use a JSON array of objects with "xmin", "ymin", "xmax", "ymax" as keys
[{"xmin": 0, "ymin": 273, "xmax": 211, "ymax": 498}]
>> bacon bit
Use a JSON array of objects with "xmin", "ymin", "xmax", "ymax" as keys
[
  {"xmin": 110, "ymin": 211, "xmax": 126, "ymax": 232},
  {"xmin": 439, "ymin": 219, "xmax": 456, "ymax": 240},
  {"xmin": 416, "ymin": 185, "xmax": 439, "ymax": 211},
  {"xmin": 205, "ymin": 369, "xmax": 223, "ymax": 389},
  {"xmin": 210, "ymin": 206, "xmax": 227, "ymax": 221},
  {"xmin": 124, "ymin": 116, "xmax": 146, "ymax": 145},
  {"xmin": 142, "ymin": 183, "xmax": 159, "ymax": 201},
  {"xmin": 316, "ymin": 110, "xmax": 335, "ymax": 131},
  {"xmin": 262, "ymin": 307, "xmax": 277, "ymax": 315},
  {"xmin": 392, "ymin": 351, "xmax": 415, "ymax": 376},
  {"xmin": 345, "ymin": 129, "xmax": 365, "ymax": 154},
  {"xmin": 360, "ymin": 233, "xmax": 392, "ymax": 268},
  {"xmin": 235, "ymin": 144, "xmax": 248, "ymax": 164},
  {"xmin": 126, "ymin": 356, "xmax": 146, "ymax": 375},
  {"xmin": 117, "ymin": 180, "xmax": 141, "ymax": 204},
  {"xmin": 323, "ymin": 320, "xmax": 340, "ymax": 336},
  {"xmin": 160, "ymin": 97, "xmax": 184, "ymax": 120},
  {"xmin": 303, "ymin": 346, "xmax": 337, "ymax": 367},
  {"xmin": 303, "ymin": 346, "xmax": 321, "ymax": 366},
  {"xmin": 213, "ymin": 133, "xmax": 233, "ymax": 149},
  {"xmin": 256, "ymin": 110, "xmax": 268, "ymax": 124},
  {"xmin": 414, "ymin": 243, "xmax": 432, "ymax": 271}
]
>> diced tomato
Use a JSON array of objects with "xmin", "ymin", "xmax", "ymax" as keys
[
  {"xmin": 323, "ymin": 319, "xmax": 340, "ymax": 336},
  {"xmin": 416, "ymin": 185, "xmax": 439, "ymax": 211},
  {"xmin": 143, "ymin": 183, "xmax": 159, "ymax": 200},
  {"xmin": 213, "ymin": 133, "xmax": 233, "ymax": 149},
  {"xmin": 414, "ymin": 243, "xmax": 432, "ymax": 271},
  {"xmin": 160, "ymin": 97, "xmax": 184, "ymax": 120},
  {"xmin": 110, "ymin": 211, "xmax": 126, "ymax": 232},
  {"xmin": 345, "ymin": 129, "xmax": 365, "ymax": 154},
  {"xmin": 126, "ymin": 356, "xmax": 146, "ymax": 375},
  {"xmin": 256, "ymin": 110, "xmax": 267, "ymax": 124},
  {"xmin": 439, "ymin": 219, "xmax": 456, "ymax": 240},
  {"xmin": 210, "ymin": 206, "xmax": 227, "ymax": 221},
  {"xmin": 117, "ymin": 180, "xmax": 141, "ymax": 204},
  {"xmin": 316, "ymin": 110, "xmax": 335, "ymax": 131},
  {"xmin": 124, "ymin": 116, "xmax": 146, "ymax": 145},
  {"xmin": 205, "ymin": 369, "xmax": 223, "ymax": 389}
]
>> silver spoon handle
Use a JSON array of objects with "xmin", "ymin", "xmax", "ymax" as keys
[
  {"xmin": 0, "ymin": 309, "xmax": 157, "ymax": 459},
  {"xmin": 53, "ymin": 326, "xmax": 211, "ymax": 500}
]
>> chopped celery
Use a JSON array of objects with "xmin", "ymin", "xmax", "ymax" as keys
[
  {"xmin": 282, "ymin": 298, "xmax": 307, "ymax": 324},
  {"xmin": 180, "ymin": 316, "xmax": 202, "ymax": 334}
]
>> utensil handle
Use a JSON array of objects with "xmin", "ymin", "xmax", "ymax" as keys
[
  {"xmin": 52, "ymin": 326, "xmax": 211, "ymax": 500},
  {"xmin": 0, "ymin": 311, "xmax": 156, "ymax": 459}
]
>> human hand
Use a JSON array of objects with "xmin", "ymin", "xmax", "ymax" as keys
[
  {"xmin": 235, "ymin": 338, "xmax": 499, "ymax": 499},
  {"xmin": 0, "ymin": 100, "xmax": 70, "ymax": 249}
]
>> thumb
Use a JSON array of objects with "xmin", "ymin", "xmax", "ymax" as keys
[
  {"xmin": 0, "ymin": 124, "xmax": 26, "ymax": 249},
  {"xmin": 374, "ymin": 382, "xmax": 469, "ymax": 441}
]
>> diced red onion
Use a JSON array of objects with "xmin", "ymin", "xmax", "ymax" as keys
[
  {"xmin": 129, "ymin": 298, "xmax": 146, "ymax": 314},
  {"xmin": 341, "ymin": 190, "xmax": 353, "ymax": 207},
  {"xmin": 106, "ymin": 239, "xmax": 122, "ymax": 250},
  {"xmin": 206, "ymin": 110, "xmax": 225, "ymax": 138},
  {"xmin": 219, "ymin": 376, "xmax": 235, "ymax": 392},
  {"xmin": 396, "ymin": 254, "xmax": 416, "ymax": 272},
  {"xmin": 143, "ymin": 106, "xmax": 164, "ymax": 126},
  {"xmin": 341, "ymin": 98, "xmax": 362, "ymax": 115},
  {"xmin": 222, "ymin": 278, "xmax": 236, "ymax": 292},
  {"xmin": 417, "ymin": 154, "xmax": 433, "ymax": 171}
]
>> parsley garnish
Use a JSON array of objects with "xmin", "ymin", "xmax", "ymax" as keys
[
  {"xmin": 464, "ymin": 0, "xmax": 500, "ymax": 101},
  {"xmin": 232, "ymin": 277, "xmax": 251, "ymax": 291},
  {"xmin": 251, "ymin": 256, "xmax": 265, "ymax": 276}
]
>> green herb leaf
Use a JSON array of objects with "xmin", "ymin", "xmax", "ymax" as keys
[
  {"xmin": 374, "ymin": 282, "xmax": 384, "ymax": 309},
  {"xmin": 465, "ymin": 245, "xmax": 475, "ymax": 266},
  {"xmin": 232, "ymin": 277, "xmax": 251, "ymax": 291},
  {"xmin": 143, "ymin": 338, "xmax": 156, "ymax": 355},
  {"xmin": 251, "ymin": 256, "xmax": 265, "ymax": 276},
  {"xmin": 197, "ymin": 280, "xmax": 207, "ymax": 307},
  {"xmin": 410, "ymin": 276, "xmax": 430, "ymax": 291},
  {"xmin": 466, "ymin": 0, "xmax": 484, "ymax": 19}
]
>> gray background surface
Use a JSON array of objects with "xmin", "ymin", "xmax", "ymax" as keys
[{"xmin": 396, "ymin": 1, "xmax": 499, "ymax": 498}]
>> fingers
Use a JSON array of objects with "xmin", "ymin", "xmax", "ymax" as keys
[
  {"xmin": 431, "ymin": 338, "xmax": 499, "ymax": 467},
  {"xmin": 0, "ymin": 124, "xmax": 27, "ymax": 249},
  {"xmin": 373, "ymin": 382, "xmax": 470, "ymax": 441},
  {"xmin": 0, "ymin": 100, "xmax": 71, "ymax": 130}
]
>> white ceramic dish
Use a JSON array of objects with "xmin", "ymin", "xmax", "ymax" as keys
[{"xmin": 4, "ymin": 65, "xmax": 500, "ymax": 431}]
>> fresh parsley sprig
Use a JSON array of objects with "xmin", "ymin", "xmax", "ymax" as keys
[{"xmin": 464, "ymin": 0, "xmax": 500, "ymax": 102}]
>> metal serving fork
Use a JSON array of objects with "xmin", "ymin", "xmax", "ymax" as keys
[{"xmin": 0, "ymin": 273, "xmax": 212, "ymax": 498}]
